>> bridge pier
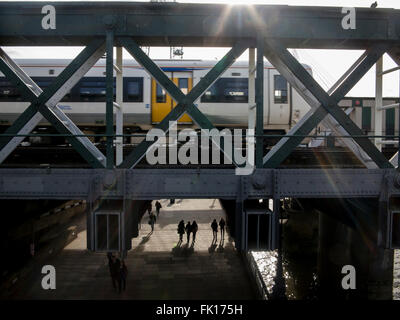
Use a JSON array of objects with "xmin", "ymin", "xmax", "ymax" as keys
[{"xmin": 316, "ymin": 199, "xmax": 394, "ymax": 299}]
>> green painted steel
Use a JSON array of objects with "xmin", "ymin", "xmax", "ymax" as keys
[
  {"xmin": 0, "ymin": 2, "xmax": 397, "ymax": 171},
  {"xmin": 106, "ymin": 30, "xmax": 114, "ymax": 169},
  {"xmin": 1, "ymin": 3, "xmax": 400, "ymax": 49},
  {"xmin": 386, "ymin": 108, "xmax": 395, "ymax": 139},
  {"xmin": 118, "ymin": 38, "xmax": 248, "ymax": 168},
  {"xmin": 0, "ymin": 38, "xmax": 106, "ymax": 168},
  {"xmin": 362, "ymin": 107, "xmax": 372, "ymax": 131},
  {"xmin": 263, "ymin": 39, "xmax": 393, "ymax": 169},
  {"xmin": 117, "ymin": 37, "xmax": 187, "ymax": 104},
  {"xmin": 256, "ymin": 35, "xmax": 264, "ymax": 168}
]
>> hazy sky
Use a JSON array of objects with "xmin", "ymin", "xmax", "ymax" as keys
[{"xmin": 3, "ymin": 0, "xmax": 400, "ymax": 97}]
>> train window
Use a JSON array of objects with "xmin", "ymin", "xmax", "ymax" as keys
[
  {"xmin": 80, "ymin": 87, "xmax": 106, "ymax": 97},
  {"xmin": 156, "ymin": 83, "xmax": 166, "ymax": 103},
  {"xmin": 274, "ymin": 75, "xmax": 288, "ymax": 104},
  {"xmin": 123, "ymin": 77, "xmax": 143, "ymax": 102},
  {"xmin": 31, "ymin": 77, "xmax": 72, "ymax": 102},
  {"xmin": 200, "ymin": 78, "xmax": 248, "ymax": 103},
  {"xmin": 178, "ymin": 78, "xmax": 188, "ymax": 94},
  {"xmin": 203, "ymin": 86, "xmax": 217, "ymax": 100},
  {"xmin": 0, "ymin": 78, "xmax": 21, "ymax": 101},
  {"xmin": 78, "ymin": 77, "xmax": 115, "ymax": 102},
  {"xmin": 35, "ymin": 80, "xmax": 52, "ymax": 89}
]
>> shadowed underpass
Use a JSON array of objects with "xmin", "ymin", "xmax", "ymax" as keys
[{"xmin": 3, "ymin": 199, "xmax": 256, "ymax": 300}]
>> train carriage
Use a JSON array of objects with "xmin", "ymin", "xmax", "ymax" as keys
[{"xmin": 0, "ymin": 59, "xmax": 311, "ymax": 139}]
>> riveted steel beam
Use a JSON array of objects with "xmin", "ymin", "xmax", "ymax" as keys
[
  {"xmin": 0, "ymin": 39, "xmax": 106, "ymax": 167},
  {"xmin": 0, "ymin": 168, "xmax": 398, "ymax": 200},
  {"xmin": 263, "ymin": 39, "xmax": 392, "ymax": 169},
  {"xmin": 1, "ymin": 3, "xmax": 400, "ymax": 49},
  {"xmin": 118, "ymin": 37, "xmax": 248, "ymax": 168}
]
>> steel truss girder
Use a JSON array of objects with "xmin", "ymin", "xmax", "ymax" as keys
[
  {"xmin": 263, "ymin": 39, "xmax": 393, "ymax": 169},
  {"xmin": 0, "ymin": 39, "xmax": 107, "ymax": 167},
  {"xmin": 1, "ymin": 3, "xmax": 400, "ymax": 48},
  {"xmin": 274, "ymin": 48, "xmax": 375, "ymax": 166},
  {"xmin": 387, "ymin": 48, "xmax": 400, "ymax": 167},
  {"xmin": 117, "ymin": 37, "xmax": 249, "ymax": 168},
  {"xmin": 0, "ymin": 168, "xmax": 399, "ymax": 200}
]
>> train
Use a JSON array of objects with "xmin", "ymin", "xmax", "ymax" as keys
[{"xmin": 0, "ymin": 58, "xmax": 398, "ymax": 146}]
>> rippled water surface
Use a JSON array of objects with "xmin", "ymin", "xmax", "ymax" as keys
[
  {"xmin": 394, "ymin": 250, "xmax": 400, "ymax": 300},
  {"xmin": 253, "ymin": 249, "xmax": 400, "ymax": 300}
]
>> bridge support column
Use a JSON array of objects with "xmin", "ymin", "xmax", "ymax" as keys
[
  {"xmin": 235, "ymin": 199, "xmax": 245, "ymax": 251},
  {"xmin": 317, "ymin": 211, "xmax": 352, "ymax": 299},
  {"xmin": 317, "ymin": 199, "xmax": 394, "ymax": 299}
]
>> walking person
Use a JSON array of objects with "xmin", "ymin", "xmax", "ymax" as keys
[
  {"xmin": 110, "ymin": 255, "xmax": 120, "ymax": 291},
  {"xmin": 107, "ymin": 252, "xmax": 114, "ymax": 288},
  {"xmin": 177, "ymin": 220, "xmax": 185, "ymax": 243},
  {"xmin": 191, "ymin": 220, "xmax": 198, "ymax": 243},
  {"xmin": 211, "ymin": 219, "xmax": 218, "ymax": 243},
  {"xmin": 119, "ymin": 259, "xmax": 128, "ymax": 293},
  {"xmin": 155, "ymin": 200, "xmax": 162, "ymax": 217},
  {"xmin": 185, "ymin": 221, "xmax": 192, "ymax": 243},
  {"xmin": 219, "ymin": 218, "xmax": 226, "ymax": 240},
  {"xmin": 149, "ymin": 211, "xmax": 156, "ymax": 232},
  {"xmin": 147, "ymin": 202, "xmax": 152, "ymax": 215}
]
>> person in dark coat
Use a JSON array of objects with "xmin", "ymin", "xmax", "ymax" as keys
[
  {"xmin": 219, "ymin": 218, "xmax": 226, "ymax": 240},
  {"xmin": 155, "ymin": 201, "xmax": 162, "ymax": 217},
  {"xmin": 211, "ymin": 219, "xmax": 218, "ymax": 243},
  {"xmin": 177, "ymin": 220, "xmax": 185, "ymax": 242},
  {"xmin": 191, "ymin": 220, "xmax": 198, "ymax": 243},
  {"xmin": 185, "ymin": 221, "xmax": 192, "ymax": 243},
  {"xmin": 149, "ymin": 212, "xmax": 156, "ymax": 232},
  {"xmin": 107, "ymin": 252, "xmax": 114, "ymax": 282},
  {"xmin": 119, "ymin": 259, "xmax": 128, "ymax": 293},
  {"xmin": 110, "ymin": 255, "xmax": 120, "ymax": 291}
]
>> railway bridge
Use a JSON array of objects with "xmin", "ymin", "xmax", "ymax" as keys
[{"xmin": 1, "ymin": 1, "xmax": 400, "ymax": 299}]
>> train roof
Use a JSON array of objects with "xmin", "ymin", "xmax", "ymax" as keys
[{"xmin": 14, "ymin": 59, "xmax": 312, "ymax": 70}]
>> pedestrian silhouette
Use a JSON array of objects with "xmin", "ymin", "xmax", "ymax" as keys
[
  {"xmin": 147, "ymin": 202, "xmax": 152, "ymax": 215},
  {"xmin": 107, "ymin": 252, "xmax": 114, "ymax": 287},
  {"xmin": 177, "ymin": 220, "xmax": 185, "ymax": 243},
  {"xmin": 149, "ymin": 211, "xmax": 156, "ymax": 232},
  {"xmin": 119, "ymin": 259, "xmax": 128, "ymax": 293},
  {"xmin": 155, "ymin": 200, "xmax": 162, "ymax": 217},
  {"xmin": 211, "ymin": 219, "xmax": 218, "ymax": 244},
  {"xmin": 110, "ymin": 255, "xmax": 120, "ymax": 291},
  {"xmin": 191, "ymin": 220, "xmax": 198, "ymax": 244},
  {"xmin": 185, "ymin": 221, "xmax": 192, "ymax": 243},
  {"xmin": 219, "ymin": 218, "xmax": 226, "ymax": 241}
]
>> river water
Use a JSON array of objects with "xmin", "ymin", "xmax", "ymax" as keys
[{"xmin": 253, "ymin": 249, "xmax": 400, "ymax": 300}]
